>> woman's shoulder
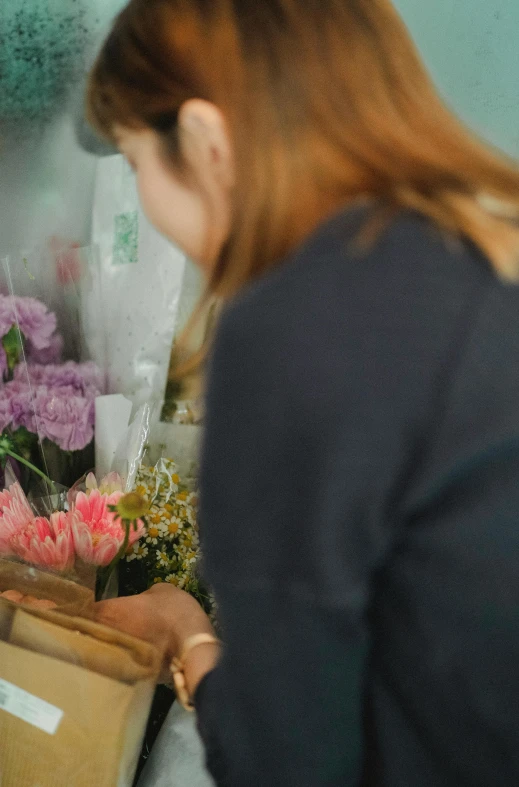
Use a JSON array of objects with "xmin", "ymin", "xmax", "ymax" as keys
[
  {"xmin": 222, "ymin": 206, "xmax": 502, "ymax": 349},
  {"xmin": 212, "ymin": 207, "xmax": 519, "ymax": 472}
]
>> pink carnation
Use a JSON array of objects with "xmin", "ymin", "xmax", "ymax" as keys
[{"xmin": 72, "ymin": 490, "xmax": 144, "ymax": 567}]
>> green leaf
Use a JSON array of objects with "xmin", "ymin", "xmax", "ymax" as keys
[
  {"xmin": 0, "ymin": 433, "xmax": 15, "ymax": 469},
  {"xmin": 1, "ymin": 325, "xmax": 24, "ymax": 375},
  {"xmin": 11, "ymin": 427, "xmax": 38, "ymax": 460},
  {"xmin": 23, "ymin": 258, "xmax": 36, "ymax": 281}
]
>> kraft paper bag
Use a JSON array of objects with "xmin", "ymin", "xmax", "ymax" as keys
[
  {"xmin": 0, "ymin": 559, "xmax": 94, "ymax": 617},
  {"xmin": 0, "ymin": 604, "xmax": 160, "ymax": 787}
]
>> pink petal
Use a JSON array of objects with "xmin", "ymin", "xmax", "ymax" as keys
[
  {"xmin": 71, "ymin": 518, "xmax": 94, "ymax": 563},
  {"xmin": 93, "ymin": 537, "xmax": 120, "ymax": 566},
  {"xmin": 85, "ymin": 473, "xmax": 98, "ymax": 492}
]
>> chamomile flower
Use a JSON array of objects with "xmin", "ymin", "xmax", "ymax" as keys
[
  {"xmin": 145, "ymin": 525, "xmax": 161, "ymax": 545},
  {"xmin": 124, "ymin": 458, "xmax": 213, "ymax": 618},
  {"xmin": 127, "ymin": 543, "xmax": 149, "ymax": 562},
  {"xmin": 156, "ymin": 550, "xmax": 170, "ymax": 567}
]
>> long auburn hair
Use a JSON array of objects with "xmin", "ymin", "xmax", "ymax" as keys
[{"xmin": 88, "ymin": 0, "xmax": 519, "ymax": 351}]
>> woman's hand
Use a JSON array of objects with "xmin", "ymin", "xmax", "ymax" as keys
[{"xmin": 94, "ymin": 583, "xmax": 219, "ymax": 690}]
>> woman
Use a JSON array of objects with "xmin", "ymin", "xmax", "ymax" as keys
[{"xmin": 89, "ymin": 1, "xmax": 519, "ymax": 784}]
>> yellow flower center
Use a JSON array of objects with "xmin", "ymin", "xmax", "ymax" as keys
[
  {"xmin": 148, "ymin": 526, "xmax": 159, "ymax": 538},
  {"xmin": 168, "ymin": 521, "xmax": 179, "ymax": 535}
]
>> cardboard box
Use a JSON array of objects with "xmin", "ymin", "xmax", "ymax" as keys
[{"xmin": 0, "ymin": 601, "xmax": 160, "ymax": 786}]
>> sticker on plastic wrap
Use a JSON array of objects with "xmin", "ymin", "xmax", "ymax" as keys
[
  {"xmin": 113, "ymin": 211, "xmax": 139, "ymax": 265},
  {"xmin": 0, "ymin": 678, "xmax": 63, "ymax": 735}
]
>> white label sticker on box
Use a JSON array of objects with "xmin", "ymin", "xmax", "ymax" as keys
[{"xmin": 0, "ymin": 678, "xmax": 63, "ymax": 735}]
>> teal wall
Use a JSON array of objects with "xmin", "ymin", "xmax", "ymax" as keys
[{"xmin": 393, "ymin": 0, "xmax": 519, "ymax": 157}]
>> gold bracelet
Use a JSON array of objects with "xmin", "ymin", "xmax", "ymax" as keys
[{"xmin": 170, "ymin": 633, "xmax": 221, "ymax": 711}]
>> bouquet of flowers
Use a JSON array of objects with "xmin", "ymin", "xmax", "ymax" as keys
[
  {"xmin": 0, "ymin": 292, "xmax": 102, "ymax": 491},
  {"xmin": 120, "ymin": 456, "xmax": 214, "ymax": 617},
  {"xmin": 0, "ymin": 475, "xmax": 160, "ymax": 787},
  {"xmin": 0, "ymin": 470, "xmax": 147, "ymax": 601}
]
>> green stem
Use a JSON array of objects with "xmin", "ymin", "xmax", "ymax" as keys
[{"xmin": 6, "ymin": 449, "xmax": 57, "ymax": 496}]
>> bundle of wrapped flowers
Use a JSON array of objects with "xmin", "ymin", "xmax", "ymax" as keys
[
  {"xmin": 0, "ymin": 475, "xmax": 145, "ymax": 576},
  {"xmin": 0, "ymin": 293, "xmax": 103, "ymax": 489}
]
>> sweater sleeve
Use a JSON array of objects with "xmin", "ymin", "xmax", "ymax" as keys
[{"xmin": 194, "ymin": 217, "xmax": 489, "ymax": 786}]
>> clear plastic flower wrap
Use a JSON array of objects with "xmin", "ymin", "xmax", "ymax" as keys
[
  {"xmin": 0, "ymin": 245, "xmax": 106, "ymax": 493},
  {"xmin": 0, "ymin": 242, "xmax": 148, "ymax": 603},
  {"xmin": 105, "ymin": 402, "xmax": 214, "ymax": 617},
  {"xmin": 91, "ymin": 154, "xmax": 204, "ymax": 408}
]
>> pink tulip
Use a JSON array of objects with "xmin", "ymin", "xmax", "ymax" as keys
[
  {"xmin": 10, "ymin": 511, "xmax": 76, "ymax": 572},
  {"xmin": 72, "ymin": 490, "xmax": 144, "ymax": 567},
  {"xmin": 0, "ymin": 483, "xmax": 35, "ymax": 555}
]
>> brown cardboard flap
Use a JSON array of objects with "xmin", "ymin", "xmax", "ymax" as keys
[
  {"xmin": 0, "ymin": 559, "xmax": 94, "ymax": 616},
  {"xmin": 0, "ymin": 639, "xmax": 137, "ymax": 787},
  {"xmin": 10, "ymin": 609, "xmax": 153, "ymax": 684},
  {"xmin": 0, "ymin": 597, "xmax": 15, "ymax": 640},
  {"xmin": 24, "ymin": 606, "xmax": 161, "ymax": 673},
  {"xmin": 0, "ymin": 607, "xmax": 160, "ymax": 786}
]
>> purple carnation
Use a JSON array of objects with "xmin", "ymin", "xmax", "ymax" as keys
[
  {"xmin": 0, "ymin": 393, "xmax": 11, "ymax": 432},
  {"xmin": 0, "ymin": 294, "xmax": 57, "ymax": 352},
  {"xmin": 3, "ymin": 380, "xmax": 96, "ymax": 451},
  {"xmin": 30, "ymin": 388, "xmax": 95, "ymax": 452},
  {"xmin": 0, "ymin": 347, "xmax": 6, "ymax": 381},
  {"xmin": 26, "ymin": 333, "xmax": 64, "ymax": 365},
  {"xmin": 15, "ymin": 361, "xmax": 102, "ymax": 398},
  {"xmin": 4, "ymin": 380, "xmax": 33, "ymax": 431}
]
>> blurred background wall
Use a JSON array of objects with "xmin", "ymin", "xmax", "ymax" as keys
[
  {"xmin": 0, "ymin": 0, "xmax": 517, "ymax": 262},
  {"xmin": 394, "ymin": 0, "xmax": 519, "ymax": 157},
  {"xmin": 0, "ymin": 0, "xmax": 124, "ymax": 259}
]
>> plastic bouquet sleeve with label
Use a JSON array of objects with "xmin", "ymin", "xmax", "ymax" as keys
[{"xmin": 91, "ymin": 154, "xmax": 203, "ymax": 407}]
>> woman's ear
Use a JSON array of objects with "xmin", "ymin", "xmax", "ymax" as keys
[{"xmin": 178, "ymin": 99, "xmax": 235, "ymax": 190}]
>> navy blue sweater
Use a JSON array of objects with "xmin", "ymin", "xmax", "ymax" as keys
[{"xmin": 196, "ymin": 207, "xmax": 519, "ymax": 786}]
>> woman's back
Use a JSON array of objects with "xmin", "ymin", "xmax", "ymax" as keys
[
  {"xmin": 363, "ymin": 215, "xmax": 519, "ymax": 784},
  {"xmin": 198, "ymin": 207, "xmax": 519, "ymax": 785}
]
